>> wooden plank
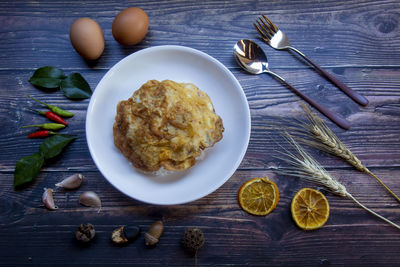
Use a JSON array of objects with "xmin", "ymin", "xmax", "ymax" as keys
[
  {"xmin": 0, "ymin": 0, "xmax": 399, "ymax": 69},
  {"xmin": 1, "ymin": 0, "xmax": 400, "ymax": 265},
  {"xmin": 0, "ymin": 67, "xmax": 399, "ymax": 170},
  {"xmin": 1, "ymin": 169, "xmax": 400, "ymax": 265}
]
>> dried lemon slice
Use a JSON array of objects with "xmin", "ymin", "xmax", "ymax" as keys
[
  {"xmin": 238, "ymin": 177, "xmax": 279, "ymax": 216},
  {"xmin": 291, "ymin": 188, "xmax": 330, "ymax": 230}
]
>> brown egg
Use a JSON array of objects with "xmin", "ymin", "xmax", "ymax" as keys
[
  {"xmin": 70, "ymin": 18, "xmax": 105, "ymax": 60},
  {"xmin": 112, "ymin": 7, "xmax": 149, "ymax": 46}
]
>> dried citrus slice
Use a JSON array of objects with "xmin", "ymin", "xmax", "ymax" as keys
[
  {"xmin": 238, "ymin": 177, "xmax": 279, "ymax": 216},
  {"xmin": 291, "ymin": 188, "xmax": 330, "ymax": 230}
]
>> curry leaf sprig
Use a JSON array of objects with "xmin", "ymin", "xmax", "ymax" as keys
[
  {"xmin": 29, "ymin": 66, "xmax": 92, "ymax": 99},
  {"xmin": 14, "ymin": 135, "xmax": 76, "ymax": 189}
]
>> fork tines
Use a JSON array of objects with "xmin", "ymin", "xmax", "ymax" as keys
[{"xmin": 254, "ymin": 14, "xmax": 278, "ymax": 40}]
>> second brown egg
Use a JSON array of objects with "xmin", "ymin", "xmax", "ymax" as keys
[{"xmin": 112, "ymin": 7, "xmax": 149, "ymax": 46}]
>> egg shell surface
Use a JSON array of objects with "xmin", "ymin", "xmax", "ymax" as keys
[
  {"xmin": 70, "ymin": 17, "xmax": 105, "ymax": 60},
  {"xmin": 112, "ymin": 7, "xmax": 149, "ymax": 46}
]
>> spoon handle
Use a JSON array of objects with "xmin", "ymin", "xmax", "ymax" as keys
[
  {"xmin": 289, "ymin": 46, "xmax": 369, "ymax": 106},
  {"xmin": 269, "ymin": 73, "xmax": 351, "ymax": 129}
]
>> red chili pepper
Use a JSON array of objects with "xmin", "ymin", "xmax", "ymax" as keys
[
  {"xmin": 28, "ymin": 130, "xmax": 57, "ymax": 138},
  {"xmin": 28, "ymin": 108, "xmax": 68, "ymax": 126}
]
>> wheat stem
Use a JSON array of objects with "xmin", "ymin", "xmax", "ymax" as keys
[
  {"xmin": 346, "ymin": 193, "xmax": 400, "ymax": 230},
  {"xmin": 364, "ymin": 168, "xmax": 400, "ymax": 203}
]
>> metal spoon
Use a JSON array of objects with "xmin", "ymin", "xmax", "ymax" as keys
[{"xmin": 234, "ymin": 39, "xmax": 350, "ymax": 130}]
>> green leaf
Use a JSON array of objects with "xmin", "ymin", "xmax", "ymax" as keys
[
  {"xmin": 29, "ymin": 77, "xmax": 63, "ymax": 89},
  {"xmin": 60, "ymin": 73, "xmax": 92, "ymax": 99},
  {"xmin": 39, "ymin": 134, "xmax": 76, "ymax": 160},
  {"xmin": 14, "ymin": 153, "xmax": 45, "ymax": 188},
  {"xmin": 29, "ymin": 66, "xmax": 65, "ymax": 89}
]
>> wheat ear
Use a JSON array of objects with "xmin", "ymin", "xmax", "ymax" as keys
[
  {"xmin": 276, "ymin": 133, "xmax": 400, "ymax": 230},
  {"xmin": 292, "ymin": 104, "xmax": 400, "ymax": 204}
]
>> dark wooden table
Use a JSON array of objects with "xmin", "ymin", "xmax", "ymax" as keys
[{"xmin": 1, "ymin": 0, "xmax": 400, "ymax": 266}]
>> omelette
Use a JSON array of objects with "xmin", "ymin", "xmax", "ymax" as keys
[{"xmin": 113, "ymin": 80, "xmax": 224, "ymax": 172}]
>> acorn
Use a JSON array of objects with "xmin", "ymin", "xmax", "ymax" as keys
[
  {"xmin": 75, "ymin": 223, "xmax": 95, "ymax": 243},
  {"xmin": 181, "ymin": 227, "xmax": 205, "ymax": 254},
  {"xmin": 144, "ymin": 221, "xmax": 164, "ymax": 247},
  {"xmin": 111, "ymin": 225, "xmax": 141, "ymax": 245}
]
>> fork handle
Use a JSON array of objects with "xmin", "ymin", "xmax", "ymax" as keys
[
  {"xmin": 289, "ymin": 47, "xmax": 369, "ymax": 106},
  {"xmin": 269, "ymin": 72, "xmax": 351, "ymax": 130}
]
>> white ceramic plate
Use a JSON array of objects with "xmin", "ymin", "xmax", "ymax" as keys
[{"xmin": 86, "ymin": 45, "xmax": 250, "ymax": 205}]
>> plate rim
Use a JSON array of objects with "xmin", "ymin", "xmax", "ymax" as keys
[{"xmin": 86, "ymin": 45, "xmax": 251, "ymax": 205}]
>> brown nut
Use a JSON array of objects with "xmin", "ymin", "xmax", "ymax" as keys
[
  {"xmin": 76, "ymin": 223, "xmax": 95, "ymax": 242},
  {"xmin": 144, "ymin": 221, "xmax": 164, "ymax": 247},
  {"xmin": 111, "ymin": 225, "xmax": 141, "ymax": 245}
]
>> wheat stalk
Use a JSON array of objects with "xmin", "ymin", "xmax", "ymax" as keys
[
  {"xmin": 276, "ymin": 134, "xmax": 400, "ymax": 230},
  {"xmin": 283, "ymin": 104, "xmax": 400, "ymax": 204}
]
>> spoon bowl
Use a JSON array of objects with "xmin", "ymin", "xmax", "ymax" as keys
[{"xmin": 234, "ymin": 39, "xmax": 269, "ymax": 74}]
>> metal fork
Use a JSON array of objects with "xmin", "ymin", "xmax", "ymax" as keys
[{"xmin": 254, "ymin": 14, "xmax": 369, "ymax": 106}]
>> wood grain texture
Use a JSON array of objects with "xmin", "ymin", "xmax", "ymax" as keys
[{"xmin": 0, "ymin": 0, "xmax": 400, "ymax": 266}]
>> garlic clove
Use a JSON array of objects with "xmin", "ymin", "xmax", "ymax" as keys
[
  {"xmin": 55, "ymin": 173, "xmax": 83, "ymax": 189},
  {"xmin": 78, "ymin": 191, "xmax": 101, "ymax": 212},
  {"xmin": 42, "ymin": 188, "xmax": 58, "ymax": 210}
]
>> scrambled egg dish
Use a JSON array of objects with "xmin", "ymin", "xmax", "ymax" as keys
[{"xmin": 113, "ymin": 80, "xmax": 224, "ymax": 172}]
